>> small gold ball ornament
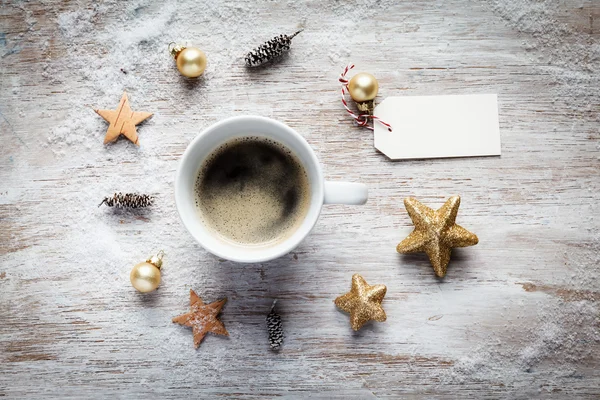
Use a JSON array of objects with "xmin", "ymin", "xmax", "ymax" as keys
[
  {"xmin": 348, "ymin": 72, "xmax": 379, "ymax": 113},
  {"xmin": 130, "ymin": 251, "xmax": 164, "ymax": 293},
  {"xmin": 169, "ymin": 43, "xmax": 207, "ymax": 78}
]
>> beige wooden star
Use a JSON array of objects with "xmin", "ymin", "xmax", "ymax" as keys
[
  {"xmin": 95, "ymin": 91, "xmax": 152, "ymax": 145},
  {"xmin": 396, "ymin": 196, "xmax": 479, "ymax": 278},
  {"xmin": 335, "ymin": 274, "xmax": 387, "ymax": 331},
  {"xmin": 172, "ymin": 290, "xmax": 229, "ymax": 349}
]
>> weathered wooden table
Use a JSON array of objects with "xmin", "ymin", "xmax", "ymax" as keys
[{"xmin": 1, "ymin": 0, "xmax": 598, "ymax": 398}]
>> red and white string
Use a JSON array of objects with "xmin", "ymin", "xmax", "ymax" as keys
[{"xmin": 339, "ymin": 64, "xmax": 392, "ymax": 132}]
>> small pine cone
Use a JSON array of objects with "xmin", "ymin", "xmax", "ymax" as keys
[
  {"xmin": 99, "ymin": 193, "xmax": 154, "ymax": 208},
  {"xmin": 267, "ymin": 301, "xmax": 284, "ymax": 350},
  {"xmin": 245, "ymin": 30, "xmax": 302, "ymax": 67}
]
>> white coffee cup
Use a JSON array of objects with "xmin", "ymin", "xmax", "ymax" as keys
[{"xmin": 175, "ymin": 116, "xmax": 368, "ymax": 263}]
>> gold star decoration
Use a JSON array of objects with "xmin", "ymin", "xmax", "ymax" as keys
[
  {"xmin": 172, "ymin": 290, "xmax": 229, "ymax": 348},
  {"xmin": 334, "ymin": 274, "xmax": 387, "ymax": 331},
  {"xmin": 94, "ymin": 91, "xmax": 152, "ymax": 145},
  {"xmin": 396, "ymin": 196, "xmax": 478, "ymax": 278}
]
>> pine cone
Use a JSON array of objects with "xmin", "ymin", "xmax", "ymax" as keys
[
  {"xmin": 99, "ymin": 193, "xmax": 154, "ymax": 208},
  {"xmin": 267, "ymin": 300, "xmax": 284, "ymax": 350},
  {"xmin": 245, "ymin": 30, "xmax": 302, "ymax": 67}
]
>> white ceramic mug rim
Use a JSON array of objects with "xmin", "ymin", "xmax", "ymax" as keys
[{"xmin": 175, "ymin": 116, "xmax": 324, "ymax": 263}]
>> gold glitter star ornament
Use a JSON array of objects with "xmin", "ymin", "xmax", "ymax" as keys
[
  {"xmin": 396, "ymin": 196, "xmax": 478, "ymax": 278},
  {"xmin": 334, "ymin": 274, "xmax": 387, "ymax": 331}
]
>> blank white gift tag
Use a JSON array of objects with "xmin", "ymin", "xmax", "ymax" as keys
[{"xmin": 373, "ymin": 94, "xmax": 501, "ymax": 160}]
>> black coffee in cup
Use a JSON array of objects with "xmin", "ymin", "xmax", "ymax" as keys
[{"xmin": 194, "ymin": 137, "xmax": 311, "ymax": 246}]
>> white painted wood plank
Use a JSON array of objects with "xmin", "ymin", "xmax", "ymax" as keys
[{"xmin": 0, "ymin": 0, "xmax": 598, "ymax": 398}]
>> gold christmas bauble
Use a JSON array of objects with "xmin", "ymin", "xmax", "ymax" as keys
[
  {"xmin": 130, "ymin": 262, "xmax": 161, "ymax": 293},
  {"xmin": 175, "ymin": 47, "xmax": 207, "ymax": 78},
  {"xmin": 348, "ymin": 72, "xmax": 379, "ymax": 102}
]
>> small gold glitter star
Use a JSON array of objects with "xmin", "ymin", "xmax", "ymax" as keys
[
  {"xmin": 172, "ymin": 290, "xmax": 228, "ymax": 348},
  {"xmin": 396, "ymin": 196, "xmax": 478, "ymax": 278},
  {"xmin": 335, "ymin": 274, "xmax": 387, "ymax": 331},
  {"xmin": 94, "ymin": 91, "xmax": 152, "ymax": 145}
]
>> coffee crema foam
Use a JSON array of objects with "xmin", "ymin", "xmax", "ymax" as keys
[{"xmin": 194, "ymin": 137, "xmax": 311, "ymax": 246}]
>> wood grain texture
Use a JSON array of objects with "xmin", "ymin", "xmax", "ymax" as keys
[{"xmin": 0, "ymin": 0, "xmax": 599, "ymax": 398}]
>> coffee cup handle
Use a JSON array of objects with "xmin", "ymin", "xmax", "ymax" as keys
[{"xmin": 323, "ymin": 181, "xmax": 368, "ymax": 205}]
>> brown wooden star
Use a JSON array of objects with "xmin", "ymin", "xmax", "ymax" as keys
[
  {"xmin": 172, "ymin": 290, "xmax": 229, "ymax": 348},
  {"xmin": 94, "ymin": 91, "xmax": 152, "ymax": 145},
  {"xmin": 396, "ymin": 196, "xmax": 479, "ymax": 278},
  {"xmin": 334, "ymin": 274, "xmax": 387, "ymax": 331}
]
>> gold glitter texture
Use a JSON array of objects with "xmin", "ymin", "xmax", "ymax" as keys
[
  {"xmin": 396, "ymin": 196, "xmax": 478, "ymax": 278},
  {"xmin": 335, "ymin": 274, "xmax": 387, "ymax": 331}
]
